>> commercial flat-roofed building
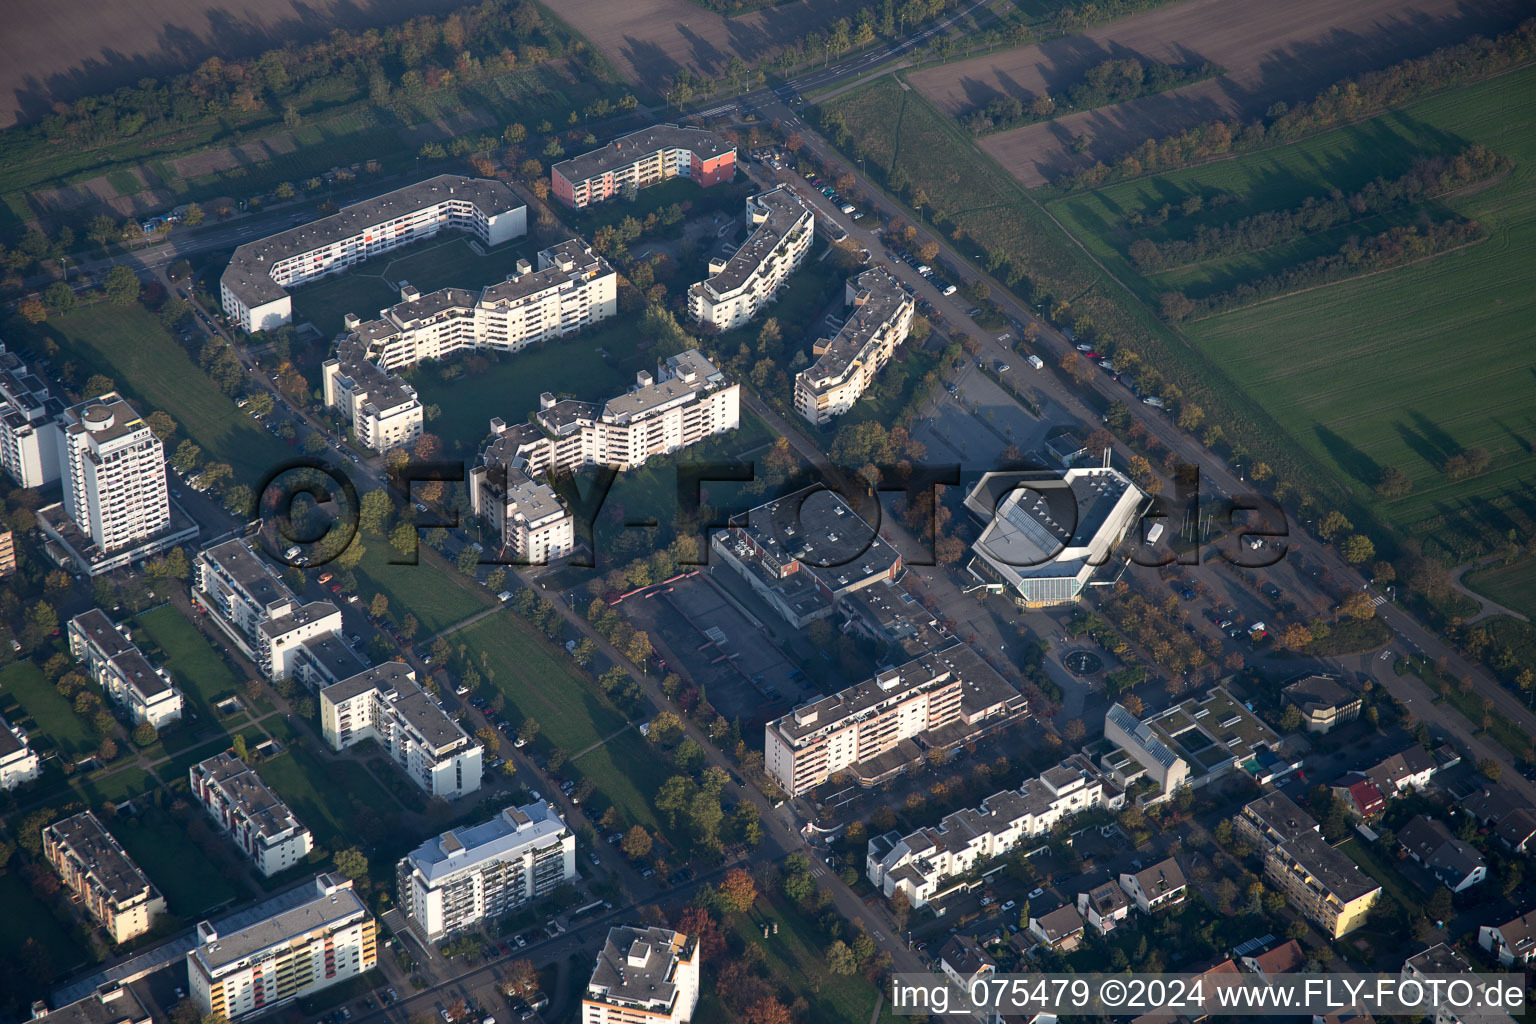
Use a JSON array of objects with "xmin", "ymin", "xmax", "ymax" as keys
[
  {"xmin": 794, "ymin": 267, "xmax": 914, "ymax": 425},
  {"xmin": 397, "ymin": 800, "xmax": 576, "ymax": 942},
  {"xmin": 769, "ymin": 641, "xmax": 1025, "ymax": 797},
  {"xmin": 68, "ymin": 609, "xmax": 184, "ymax": 729},
  {"xmin": 688, "ymin": 186, "xmax": 813, "ymax": 331},
  {"xmin": 188, "ymin": 873, "xmax": 376, "ymax": 1021},
  {"xmin": 964, "ymin": 466, "xmax": 1146, "ymax": 607},
  {"xmin": 40, "ymin": 393, "xmax": 197, "ymax": 576},
  {"xmin": 323, "ymin": 239, "xmax": 617, "ymax": 452},
  {"xmin": 30, "ymin": 982, "xmax": 153, "ymax": 1024},
  {"xmin": 320, "ymin": 662, "xmax": 482, "ymax": 799},
  {"xmin": 711, "ymin": 487, "xmax": 902, "ymax": 629},
  {"xmin": 581, "ymin": 925, "xmax": 700, "ymax": 1024},
  {"xmin": 1102, "ymin": 686, "xmax": 1291, "ymax": 796},
  {"xmin": 553, "ymin": 124, "xmax": 734, "ymax": 209},
  {"xmin": 0, "ymin": 710, "xmax": 41, "ymax": 789},
  {"xmin": 470, "ymin": 430, "xmax": 574, "ymax": 564},
  {"xmin": 43, "ymin": 811, "xmax": 165, "ymax": 944},
  {"xmin": 867, "ymin": 755, "xmax": 1119, "ymax": 907},
  {"xmin": 220, "ymin": 175, "xmax": 526, "ymax": 332},
  {"xmin": 485, "ymin": 350, "xmax": 740, "ymax": 475},
  {"xmin": 190, "ymin": 751, "xmax": 314, "ymax": 877},
  {"xmin": 1282, "ymin": 674, "xmax": 1361, "ymax": 733},
  {"xmin": 193, "ymin": 537, "xmax": 344, "ymax": 681},
  {"xmin": 1234, "ymin": 792, "xmax": 1380, "ymax": 938},
  {"xmin": 0, "ymin": 341, "xmax": 65, "ymax": 487}
]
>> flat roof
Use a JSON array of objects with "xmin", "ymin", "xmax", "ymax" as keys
[
  {"xmin": 600, "ymin": 350, "xmax": 727, "ymax": 423},
  {"xmin": 43, "ymin": 983, "xmax": 152, "ymax": 1024},
  {"xmin": 554, "ymin": 124, "xmax": 732, "ymax": 184},
  {"xmin": 968, "ymin": 467, "xmax": 1142, "ymax": 588},
  {"xmin": 800, "ymin": 267, "xmax": 911, "ymax": 391},
  {"xmin": 729, "ymin": 486, "xmax": 900, "ymax": 595},
  {"xmin": 586, "ymin": 925, "xmax": 696, "ymax": 1012},
  {"xmin": 221, "ymin": 175, "xmax": 523, "ymax": 308},
  {"xmin": 322, "ymin": 663, "xmax": 469, "ymax": 754},
  {"xmin": 403, "ymin": 801, "xmax": 568, "ymax": 885},
  {"xmin": 62, "ymin": 394, "xmax": 148, "ymax": 449},
  {"xmin": 45, "ymin": 811, "xmax": 156, "ymax": 905},
  {"xmin": 193, "ymin": 751, "xmax": 307, "ymax": 843},
  {"xmin": 690, "ymin": 186, "xmax": 811, "ymax": 298},
  {"xmin": 199, "ymin": 537, "xmax": 292, "ymax": 609},
  {"xmin": 299, "ymin": 632, "xmax": 368, "ymax": 682},
  {"xmin": 191, "ymin": 874, "xmax": 366, "ymax": 973}
]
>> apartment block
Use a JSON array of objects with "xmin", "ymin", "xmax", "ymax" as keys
[
  {"xmin": 31, "ymin": 982, "xmax": 153, "ymax": 1024},
  {"xmin": 221, "ymin": 175, "xmax": 526, "ymax": 332},
  {"xmin": 469, "ymin": 439, "xmax": 574, "ymax": 564},
  {"xmin": 193, "ymin": 538, "xmax": 344, "ymax": 681},
  {"xmin": 1101, "ymin": 685, "xmax": 1293, "ymax": 797},
  {"xmin": 582, "ymin": 925, "xmax": 700, "ymax": 1024},
  {"xmin": 323, "ymin": 239, "xmax": 617, "ymax": 452},
  {"xmin": 42, "ymin": 811, "xmax": 165, "ymax": 944},
  {"xmin": 1235, "ymin": 792, "xmax": 1380, "ymax": 938},
  {"xmin": 68, "ymin": 609, "xmax": 184, "ymax": 729},
  {"xmin": 188, "ymin": 874, "xmax": 376, "ymax": 1021},
  {"xmin": 484, "ymin": 349, "xmax": 740, "ymax": 475},
  {"xmin": 0, "ymin": 710, "xmax": 41, "ymax": 789},
  {"xmin": 320, "ymin": 663, "xmax": 482, "ymax": 800},
  {"xmin": 794, "ymin": 267, "xmax": 914, "ymax": 425},
  {"xmin": 711, "ymin": 487, "xmax": 902, "ymax": 629},
  {"xmin": 0, "ymin": 341, "xmax": 64, "ymax": 487},
  {"xmin": 552, "ymin": 124, "xmax": 734, "ymax": 209},
  {"xmin": 397, "ymin": 800, "xmax": 576, "ymax": 942},
  {"xmin": 190, "ymin": 751, "xmax": 314, "ymax": 877},
  {"xmin": 40, "ymin": 392, "xmax": 196, "ymax": 576},
  {"xmin": 688, "ymin": 186, "xmax": 813, "ymax": 330},
  {"xmin": 768, "ymin": 642, "xmax": 1024, "ymax": 797},
  {"xmin": 867, "ymin": 755, "xmax": 1121, "ymax": 907}
]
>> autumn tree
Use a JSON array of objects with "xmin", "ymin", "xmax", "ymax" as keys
[
  {"xmin": 718, "ymin": 867, "xmax": 757, "ymax": 915},
  {"xmin": 621, "ymin": 825, "xmax": 653, "ymax": 860},
  {"xmin": 744, "ymin": 998, "xmax": 792, "ymax": 1024}
]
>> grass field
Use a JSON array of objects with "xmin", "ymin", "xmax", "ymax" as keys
[
  {"xmin": 134, "ymin": 605, "xmax": 244, "ymax": 718},
  {"xmin": 0, "ymin": 871, "xmax": 87, "ymax": 975},
  {"xmin": 352, "ymin": 540, "xmax": 494, "ymax": 636},
  {"xmin": 289, "ymin": 234, "xmax": 542, "ymax": 339},
  {"xmin": 568, "ymin": 728, "xmax": 668, "ymax": 834},
  {"xmin": 1463, "ymin": 558, "xmax": 1536, "ymax": 620},
  {"xmin": 113, "ymin": 808, "xmax": 240, "ymax": 917},
  {"xmin": 0, "ymin": 661, "xmax": 94, "ymax": 758},
  {"xmin": 24, "ymin": 304, "xmax": 292, "ymax": 488},
  {"xmin": 255, "ymin": 741, "xmax": 396, "ymax": 848},
  {"xmin": 1041, "ymin": 66, "xmax": 1536, "ymax": 554}
]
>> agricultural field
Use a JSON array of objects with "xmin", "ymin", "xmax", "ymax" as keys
[
  {"xmin": 1045, "ymin": 66, "xmax": 1536, "ymax": 551},
  {"xmin": 1464, "ymin": 559, "xmax": 1536, "ymax": 621},
  {"xmin": 906, "ymin": 0, "xmax": 1530, "ymax": 187},
  {"xmin": 15, "ymin": 304, "xmax": 292, "ymax": 489}
]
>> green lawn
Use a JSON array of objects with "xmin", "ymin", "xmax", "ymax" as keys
[
  {"xmin": 352, "ymin": 538, "xmax": 494, "ymax": 636},
  {"xmin": 23, "ymin": 304, "xmax": 292, "ymax": 488},
  {"xmin": 569, "ymin": 728, "xmax": 668, "ymax": 834},
  {"xmin": 1047, "ymin": 67, "xmax": 1536, "ymax": 555},
  {"xmin": 76, "ymin": 766, "xmax": 156, "ymax": 804},
  {"xmin": 456, "ymin": 614, "xmax": 629, "ymax": 754},
  {"xmin": 1464, "ymin": 558, "xmax": 1536, "ymax": 620},
  {"xmin": 113, "ymin": 808, "xmax": 240, "ymax": 917},
  {"xmin": 0, "ymin": 661, "xmax": 94, "ymax": 757},
  {"xmin": 1338, "ymin": 837, "xmax": 1417, "ymax": 911},
  {"xmin": 134, "ymin": 605, "xmax": 244, "ymax": 718},
  {"xmin": 0, "ymin": 871, "xmax": 89, "ymax": 975},
  {"xmin": 255, "ymin": 741, "xmax": 397, "ymax": 848}
]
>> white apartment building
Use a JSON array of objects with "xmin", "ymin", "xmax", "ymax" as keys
[
  {"xmin": 190, "ymin": 751, "xmax": 314, "ymax": 877},
  {"xmin": 582, "ymin": 925, "xmax": 700, "ymax": 1024},
  {"xmin": 193, "ymin": 538, "xmax": 344, "ymax": 681},
  {"xmin": 688, "ymin": 186, "xmax": 813, "ymax": 331},
  {"xmin": 552, "ymin": 124, "xmax": 735, "ymax": 209},
  {"xmin": 765, "ymin": 643, "xmax": 1024, "ymax": 797},
  {"xmin": 0, "ymin": 342, "xmax": 65, "ymax": 487},
  {"xmin": 397, "ymin": 801, "xmax": 576, "ymax": 942},
  {"xmin": 320, "ymin": 663, "xmax": 482, "ymax": 800},
  {"xmin": 43, "ymin": 811, "xmax": 165, "ymax": 944},
  {"xmin": 485, "ymin": 350, "xmax": 741, "ymax": 475},
  {"xmin": 59, "ymin": 393, "xmax": 168, "ymax": 548},
  {"xmin": 220, "ymin": 175, "xmax": 526, "ymax": 332},
  {"xmin": 794, "ymin": 267, "xmax": 914, "ymax": 425},
  {"xmin": 469, "ymin": 439, "xmax": 574, "ymax": 564},
  {"xmin": 68, "ymin": 609, "xmax": 184, "ymax": 729},
  {"xmin": 323, "ymin": 239, "xmax": 617, "ymax": 451},
  {"xmin": 866, "ymin": 755, "xmax": 1122, "ymax": 907},
  {"xmin": 188, "ymin": 874, "xmax": 376, "ymax": 1021},
  {"xmin": 0, "ymin": 710, "xmax": 41, "ymax": 790}
]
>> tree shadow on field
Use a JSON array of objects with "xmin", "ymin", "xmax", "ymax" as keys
[
  {"xmin": 1394, "ymin": 409, "xmax": 1462, "ymax": 471},
  {"xmin": 1315, "ymin": 424, "xmax": 1382, "ymax": 490}
]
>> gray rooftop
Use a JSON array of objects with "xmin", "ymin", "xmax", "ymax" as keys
[
  {"xmin": 62, "ymin": 394, "xmax": 149, "ymax": 450},
  {"xmin": 199, "ymin": 538, "xmax": 292, "ymax": 609},
  {"xmin": 967, "ymin": 467, "xmax": 1141, "ymax": 584},
  {"xmin": 800, "ymin": 267, "xmax": 911, "ymax": 392},
  {"xmin": 257, "ymin": 600, "xmax": 338, "ymax": 637},
  {"xmin": 44, "ymin": 812, "xmax": 156, "ymax": 906},
  {"xmin": 322, "ymin": 663, "xmax": 470, "ymax": 755},
  {"xmin": 690, "ymin": 186, "xmax": 811, "ymax": 298},
  {"xmin": 1283, "ymin": 674, "xmax": 1358, "ymax": 711},
  {"xmin": 221, "ymin": 175, "xmax": 523, "ymax": 308},
  {"xmin": 0, "ymin": 711, "xmax": 28, "ymax": 758},
  {"xmin": 193, "ymin": 752, "xmax": 308, "ymax": 844},
  {"xmin": 600, "ymin": 350, "xmax": 728, "ymax": 424},
  {"xmin": 40, "ymin": 983, "xmax": 152, "ymax": 1024},
  {"xmin": 191, "ymin": 873, "xmax": 367, "ymax": 974},
  {"xmin": 402, "ymin": 801, "xmax": 568, "ymax": 885},
  {"xmin": 554, "ymin": 124, "xmax": 732, "ymax": 184},
  {"xmin": 299, "ymin": 632, "xmax": 367, "ymax": 682},
  {"xmin": 586, "ymin": 925, "xmax": 697, "ymax": 1013},
  {"xmin": 72, "ymin": 608, "xmax": 134, "ymax": 660},
  {"xmin": 728, "ymin": 486, "xmax": 900, "ymax": 596}
]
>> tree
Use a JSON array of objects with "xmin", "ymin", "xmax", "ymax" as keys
[
  {"xmin": 104, "ymin": 265, "xmax": 141, "ymax": 305},
  {"xmin": 1341, "ymin": 534, "xmax": 1376, "ymax": 565},
  {"xmin": 1340, "ymin": 592, "xmax": 1376, "ymax": 620},
  {"xmin": 231, "ymin": 734, "xmax": 249, "ymax": 761},
  {"xmin": 19, "ymin": 299, "xmax": 46, "ymax": 323},
  {"xmin": 826, "ymin": 939, "xmax": 858, "ymax": 975},
  {"xmin": 1318, "ymin": 510, "xmax": 1352, "ymax": 541},
  {"xmin": 518, "ymin": 718, "xmax": 541, "ymax": 745},
  {"xmin": 1279, "ymin": 705, "xmax": 1303, "ymax": 732},
  {"xmin": 132, "ymin": 721, "xmax": 158, "ymax": 747},
  {"xmin": 744, "ymin": 998, "xmax": 792, "ymax": 1024},
  {"xmin": 370, "ymin": 593, "xmax": 389, "ymax": 619},
  {"xmin": 1280, "ymin": 623, "xmax": 1313, "ymax": 651},
  {"xmin": 621, "ymin": 825, "xmax": 653, "ymax": 859},
  {"xmin": 333, "ymin": 847, "xmax": 368, "ymax": 880},
  {"xmin": 718, "ymin": 867, "xmax": 757, "ymax": 914},
  {"xmin": 500, "ymin": 958, "xmax": 538, "ymax": 999},
  {"xmin": 1426, "ymin": 886, "xmax": 1453, "ymax": 923},
  {"xmin": 456, "ymin": 544, "xmax": 479, "ymax": 574},
  {"xmin": 359, "ymin": 490, "xmax": 392, "ymax": 535},
  {"xmin": 98, "ymin": 737, "xmax": 118, "ymax": 761},
  {"xmin": 44, "ymin": 281, "xmax": 76, "ymax": 314},
  {"xmin": 1478, "ymin": 758, "xmax": 1502, "ymax": 781},
  {"xmin": 1063, "ymin": 718, "xmax": 1086, "ymax": 743},
  {"xmin": 1376, "ymin": 465, "xmax": 1413, "ymax": 498}
]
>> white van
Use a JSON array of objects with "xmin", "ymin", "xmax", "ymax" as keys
[{"xmin": 1027, "ymin": 355, "xmax": 1044, "ymax": 370}]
